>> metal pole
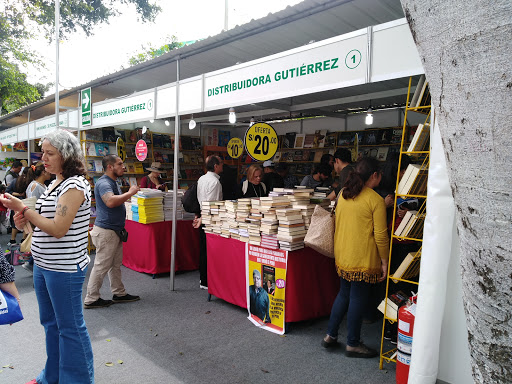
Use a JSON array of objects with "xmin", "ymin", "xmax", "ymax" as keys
[
  {"xmin": 55, "ymin": 0, "xmax": 60, "ymax": 129},
  {"xmin": 27, "ymin": 111, "xmax": 31, "ymax": 164},
  {"xmin": 170, "ymin": 59, "xmax": 180, "ymax": 291},
  {"xmin": 224, "ymin": 0, "xmax": 228, "ymax": 31}
]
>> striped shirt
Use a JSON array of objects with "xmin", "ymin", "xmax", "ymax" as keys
[{"xmin": 31, "ymin": 176, "xmax": 91, "ymax": 272}]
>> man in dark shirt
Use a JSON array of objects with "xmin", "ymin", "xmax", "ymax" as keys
[
  {"xmin": 84, "ymin": 155, "xmax": 140, "ymax": 309},
  {"xmin": 262, "ymin": 160, "xmax": 284, "ymax": 192},
  {"xmin": 249, "ymin": 269, "xmax": 270, "ymax": 323},
  {"xmin": 275, "ymin": 163, "xmax": 299, "ymax": 189},
  {"xmin": 329, "ymin": 148, "xmax": 354, "ymax": 200}
]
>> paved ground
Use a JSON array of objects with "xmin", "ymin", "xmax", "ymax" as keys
[{"xmin": 1, "ymin": 232, "xmax": 397, "ymax": 384}]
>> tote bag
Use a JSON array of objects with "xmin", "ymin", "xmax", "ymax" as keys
[
  {"xmin": 0, "ymin": 288, "xmax": 23, "ymax": 325},
  {"xmin": 304, "ymin": 191, "xmax": 342, "ymax": 258}
]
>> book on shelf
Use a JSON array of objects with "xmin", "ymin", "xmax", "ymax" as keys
[
  {"xmin": 337, "ymin": 131, "xmax": 355, "ymax": 146},
  {"xmin": 161, "ymin": 153, "xmax": 169, "ymax": 163},
  {"xmin": 283, "ymin": 132, "xmax": 296, "ymax": 148},
  {"xmin": 293, "ymin": 151, "xmax": 303, "ymax": 161},
  {"xmin": 303, "ymin": 134, "xmax": 315, "ymax": 148},
  {"xmin": 390, "ymin": 128, "xmax": 403, "ymax": 144},
  {"xmin": 125, "ymin": 162, "xmax": 135, "ymax": 174},
  {"xmin": 94, "ymin": 143, "xmax": 110, "ymax": 157},
  {"xmin": 84, "ymin": 129, "xmax": 103, "ymax": 141},
  {"xmin": 391, "ymin": 250, "xmax": 421, "ymax": 283},
  {"xmin": 378, "ymin": 129, "xmax": 392, "ymax": 144},
  {"xmin": 362, "ymin": 130, "xmax": 378, "ymax": 145},
  {"xmin": 415, "ymin": 79, "xmax": 430, "ymax": 108},
  {"xmin": 84, "ymin": 142, "xmax": 97, "ymax": 156},
  {"xmin": 86, "ymin": 160, "xmax": 95, "ymax": 172},
  {"xmin": 377, "ymin": 290, "xmax": 409, "ymax": 321},
  {"xmin": 218, "ymin": 130, "xmax": 231, "ymax": 147},
  {"xmin": 324, "ymin": 132, "xmax": 337, "ymax": 148},
  {"xmin": 409, "ymin": 74, "xmax": 426, "ymax": 108},
  {"xmin": 397, "ymin": 164, "xmax": 428, "ymax": 195},
  {"xmin": 407, "ymin": 123, "xmax": 430, "ymax": 152},
  {"xmin": 394, "ymin": 210, "xmax": 419, "ymax": 237},
  {"xmin": 294, "ymin": 134, "xmax": 305, "ymax": 149},
  {"xmin": 376, "ymin": 147, "xmax": 389, "ymax": 161},
  {"xmin": 152, "ymin": 134, "xmax": 164, "ymax": 148},
  {"xmin": 314, "ymin": 130, "xmax": 327, "ymax": 147},
  {"xmin": 273, "ymin": 152, "xmax": 282, "ymax": 162},
  {"xmin": 129, "ymin": 177, "xmax": 138, "ymax": 187},
  {"xmin": 94, "ymin": 160, "xmax": 103, "ymax": 173},
  {"xmin": 134, "ymin": 163, "xmax": 144, "ymax": 174}
]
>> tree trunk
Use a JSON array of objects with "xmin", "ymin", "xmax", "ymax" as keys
[{"xmin": 400, "ymin": 0, "xmax": 512, "ymax": 382}]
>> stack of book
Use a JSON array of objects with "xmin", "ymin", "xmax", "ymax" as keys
[
  {"xmin": 131, "ymin": 189, "xmax": 164, "ymax": 223},
  {"xmin": 276, "ymin": 208, "xmax": 306, "ymax": 251},
  {"xmin": 236, "ymin": 198, "xmax": 252, "ymax": 223},
  {"xmin": 162, "ymin": 190, "xmax": 195, "ymax": 221},
  {"xmin": 124, "ymin": 201, "xmax": 132, "ymax": 221},
  {"xmin": 377, "ymin": 290, "xmax": 409, "ymax": 322},
  {"xmin": 397, "ymin": 163, "xmax": 428, "ymax": 196},
  {"xmin": 224, "ymin": 200, "xmax": 239, "ymax": 239}
]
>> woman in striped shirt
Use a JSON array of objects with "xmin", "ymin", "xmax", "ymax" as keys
[{"xmin": 0, "ymin": 129, "xmax": 94, "ymax": 384}]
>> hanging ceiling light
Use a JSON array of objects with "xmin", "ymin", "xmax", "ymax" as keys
[
  {"xmin": 249, "ymin": 117, "xmax": 255, "ymax": 127},
  {"xmin": 164, "ymin": 120, "xmax": 170, "ymax": 126},
  {"xmin": 365, "ymin": 107, "xmax": 373, "ymax": 125},
  {"xmin": 229, "ymin": 107, "xmax": 236, "ymax": 124},
  {"xmin": 149, "ymin": 119, "xmax": 154, "ymax": 123},
  {"xmin": 189, "ymin": 115, "xmax": 196, "ymax": 130},
  {"xmin": 142, "ymin": 126, "xmax": 148, "ymax": 134}
]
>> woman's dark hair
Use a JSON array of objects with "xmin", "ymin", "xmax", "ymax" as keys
[
  {"xmin": 343, "ymin": 157, "xmax": 380, "ymax": 199},
  {"xmin": 377, "ymin": 154, "xmax": 412, "ymax": 195},
  {"xmin": 62, "ymin": 157, "xmax": 86, "ymax": 179},
  {"xmin": 27, "ymin": 162, "xmax": 45, "ymax": 180},
  {"xmin": 15, "ymin": 167, "xmax": 30, "ymax": 193}
]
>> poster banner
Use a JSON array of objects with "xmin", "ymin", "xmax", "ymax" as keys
[{"xmin": 246, "ymin": 244, "xmax": 288, "ymax": 335}]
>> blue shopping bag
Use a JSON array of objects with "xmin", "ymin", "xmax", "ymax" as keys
[{"xmin": 0, "ymin": 288, "xmax": 23, "ymax": 325}]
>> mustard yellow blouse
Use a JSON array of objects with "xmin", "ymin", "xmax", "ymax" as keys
[{"xmin": 334, "ymin": 186, "xmax": 389, "ymax": 283}]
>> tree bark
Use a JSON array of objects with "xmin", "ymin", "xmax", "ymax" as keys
[{"xmin": 400, "ymin": 1, "xmax": 512, "ymax": 382}]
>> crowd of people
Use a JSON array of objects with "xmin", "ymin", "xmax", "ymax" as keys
[{"xmin": 1, "ymin": 129, "xmax": 418, "ymax": 383}]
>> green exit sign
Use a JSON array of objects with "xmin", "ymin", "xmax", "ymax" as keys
[{"xmin": 81, "ymin": 88, "xmax": 91, "ymax": 126}]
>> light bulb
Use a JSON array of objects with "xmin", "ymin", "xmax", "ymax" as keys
[
  {"xmin": 229, "ymin": 107, "xmax": 236, "ymax": 124},
  {"xmin": 164, "ymin": 120, "xmax": 170, "ymax": 126},
  {"xmin": 149, "ymin": 119, "xmax": 154, "ymax": 123},
  {"xmin": 249, "ymin": 117, "xmax": 255, "ymax": 127},
  {"xmin": 142, "ymin": 126, "xmax": 147, "ymax": 134},
  {"xmin": 189, "ymin": 119, "xmax": 196, "ymax": 130},
  {"xmin": 365, "ymin": 108, "xmax": 373, "ymax": 125}
]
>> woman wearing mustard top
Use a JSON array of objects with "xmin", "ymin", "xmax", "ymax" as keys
[{"xmin": 321, "ymin": 157, "xmax": 389, "ymax": 358}]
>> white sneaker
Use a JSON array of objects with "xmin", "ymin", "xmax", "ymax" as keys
[{"xmin": 200, "ymin": 284, "xmax": 208, "ymax": 290}]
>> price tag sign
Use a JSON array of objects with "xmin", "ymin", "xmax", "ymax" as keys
[
  {"xmin": 116, "ymin": 137, "xmax": 126, "ymax": 162},
  {"xmin": 226, "ymin": 137, "xmax": 243, "ymax": 159},
  {"xmin": 135, "ymin": 139, "xmax": 148, "ymax": 161},
  {"xmin": 244, "ymin": 122, "xmax": 278, "ymax": 161}
]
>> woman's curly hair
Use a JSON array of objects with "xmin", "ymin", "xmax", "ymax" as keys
[{"xmin": 41, "ymin": 129, "xmax": 86, "ymax": 179}]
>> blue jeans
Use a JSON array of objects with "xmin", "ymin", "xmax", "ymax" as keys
[
  {"xmin": 326, "ymin": 277, "xmax": 371, "ymax": 347},
  {"xmin": 33, "ymin": 264, "xmax": 94, "ymax": 384}
]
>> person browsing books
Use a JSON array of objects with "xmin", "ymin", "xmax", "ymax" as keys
[
  {"xmin": 327, "ymin": 148, "xmax": 354, "ymax": 201},
  {"xmin": 84, "ymin": 154, "xmax": 140, "ymax": 309},
  {"xmin": 237, "ymin": 164, "xmax": 267, "ymax": 198},
  {"xmin": 300, "ymin": 163, "xmax": 332, "ymax": 189},
  {"xmin": 193, "ymin": 155, "xmax": 223, "ymax": 289},
  {"xmin": 0, "ymin": 129, "xmax": 95, "ymax": 383},
  {"xmin": 262, "ymin": 160, "xmax": 284, "ymax": 193},
  {"xmin": 321, "ymin": 157, "xmax": 389, "ymax": 358},
  {"xmin": 140, "ymin": 162, "xmax": 166, "ymax": 191}
]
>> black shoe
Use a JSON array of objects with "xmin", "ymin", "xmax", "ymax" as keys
[
  {"xmin": 321, "ymin": 335, "xmax": 341, "ymax": 349},
  {"xmin": 345, "ymin": 343, "xmax": 378, "ymax": 358},
  {"xmin": 112, "ymin": 294, "xmax": 140, "ymax": 303},
  {"xmin": 84, "ymin": 298, "xmax": 114, "ymax": 309}
]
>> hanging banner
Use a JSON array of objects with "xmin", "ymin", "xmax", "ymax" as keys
[
  {"xmin": 227, "ymin": 137, "xmax": 243, "ymax": 159},
  {"xmin": 246, "ymin": 244, "xmax": 288, "ymax": 335}
]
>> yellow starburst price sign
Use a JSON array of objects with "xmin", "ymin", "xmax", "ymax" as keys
[
  {"xmin": 244, "ymin": 122, "xmax": 278, "ymax": 161},
  {"xmin": 226, "ymin": 137, "xmax": 243, "ymax": 159}
]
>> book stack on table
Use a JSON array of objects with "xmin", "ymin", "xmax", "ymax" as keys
[
  {"xmin": 131, "ymin": 189, "xmax": 164, "ymax": 224},
  {"xmin": 276, "ymin": 208, "xmax": 306, "ymax": 251},
  {"xmin": 224, "ymin": 200, "xmax": 239, "ymax": 240}
]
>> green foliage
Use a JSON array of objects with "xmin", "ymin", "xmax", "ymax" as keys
[
  {"xmin": 0, "ymin": 0, "xmax": 161, "ymax": 115},
  {"xmin": 128, "ymin": 37, "xmax": 184, "ymax": 66}
]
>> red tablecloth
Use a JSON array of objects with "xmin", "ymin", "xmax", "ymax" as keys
[
  {"xmin": 123, "ymin": 220, "xmax": 200, "ymax": 274},
  {"xmin": 206, "ymin": 234, "xmax": 340, "ymax": 323}
]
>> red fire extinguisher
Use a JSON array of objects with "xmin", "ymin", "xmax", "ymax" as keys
[{"xmin": 396, "ymin": 295, "xmax": 417, "ymax": 384}]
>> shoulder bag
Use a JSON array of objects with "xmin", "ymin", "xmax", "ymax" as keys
[
  {"xmin": 0, "ymin": 288, "xmax": 23, "ymax": 325},
  {"xmin": 304, "ymin": 191, "xmax": 342, "ymax": 258}
]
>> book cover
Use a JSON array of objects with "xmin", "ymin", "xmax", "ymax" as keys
[
  {"xmin": 129, "ymin": 177, "xmax": 138, "ymax": 186},
  {"xmin": 95, "ymin": 143, "xmax": 110, "ymax": 157},
  {"xmin": 262, "ymin": 265, "xmax": 276, "ymax": 296},
  {"xmin": 126, "ymin": 163, "xmax": 135, "ymax": 174},
  {"xmin": 362, "ymin": 130, "xmax": 378, "ymax": 145},
  {"xmin": 337, "ymin": 132, "xmax": 355, "ymax": 146},
  {"xmin": 85, "ymin": 129, "xmax": 103, "ymax": 141},
  {"xmin": 161, "ymin": 153, "xmax": 169, "ymax": 163},
  {"xmin": 94, "ymin": 160, "xmax": 103, "ymax": 173},
  {"xmin": 127, "ymin": 130, "xmax": 139, "ymax": 143},
  {"xmin": 390, "ymin": 128, "xmax": 403, "ymax": 144},
  {"xmin": 84, "ymin": 142, "xmax": 97, "ymax": 157},
  {"xmin": 325, "ymin": 132, "xmax": 337, "ymax": 148},
  {"xmin": 315, "ymin": 129, "xmax": 327, "ymax": 147},
  {"xmin": 377, "ymin": 147, "xmax": 389, "ymax": 161},
  {"xmin": 218, "ymin": 130, "xmax": 231, "ymax": 147},
  {"xmin": 102, "ymin": 127, "xmax": 116, "ymax": 142},
  {"xmin": 303, "ymin": 134, "xmax": 315, "ymax": 148},
  {"xmin": 152, "ymin": 134, "xmax": 163, "ymax": 148},
  {"xmin": 378, "ymin": 129, "xmax": 392, "ymax": 144},
  {"xmin": 114, "ymin": 129, "xmax": 126, "ymax": 142},
  {"xmin": 283, "ymin": 132, "xmax": 296, "ymax": 149},
  {"xmin": 294, "ymin": 134, "xmax": 305, "ymax": 149},
  {"xmin": 313, "ymin": 151, "xmax": 323, "ymax": 163},
  {"xmin": 211, "ymin": 128, "xmax": 219, "ymax": 147},
  {"xmin": 273, "ymin": 152, "xmax": 282, "ymax": 162},
  {"xmin": 86, "ymin": 160, "xmax": 95, "ymax": 172},
  {"xmin": 134, "ymin": 163, "xmax": 144, "ymax": 174}
]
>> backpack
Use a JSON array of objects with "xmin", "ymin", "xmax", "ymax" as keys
[{"xmin": 182, "ymin": 183, "xmax": 201, "ymax": 215}]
